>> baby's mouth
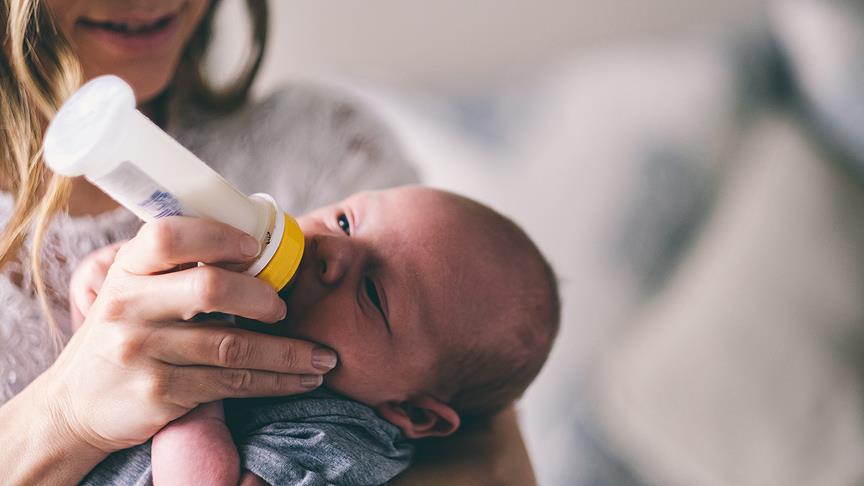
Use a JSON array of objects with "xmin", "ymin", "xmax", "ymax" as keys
[{"xmin": 279, "ymin": 273, "xmax": 300, "ymax": 299}]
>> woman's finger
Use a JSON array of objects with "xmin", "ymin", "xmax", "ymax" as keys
[
  {"xmin": 69, "ymin": 283, "xmax": 97, "ymax": 327},
  {"xmin": 103, "ymin": 265, "xmax": 287, "ymax": 323},
  {"xmin": 70, "ymin": 242, "xmax": 125, "ymax": 317},
  {"xmin": 166, "ymin": 366, "xmax": 325, "ymax": 404},
  {"xmin": 147, "ymin": 326, "xmax": 337, "ymax": 375},
  {"xmin": 114, "ymin": 217, "xmax": 261, "ymax": 275}
]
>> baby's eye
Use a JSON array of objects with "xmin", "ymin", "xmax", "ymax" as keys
[{"xmin": 337, "ymin": 213, "xmax": 351, "ymax": 236}]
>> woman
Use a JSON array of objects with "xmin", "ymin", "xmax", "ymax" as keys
[{"xmin": 0, "ymin": 0, "xmax": 534, "ymax": 483}]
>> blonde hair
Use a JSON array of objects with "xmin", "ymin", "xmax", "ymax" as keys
[{"xmin": 0, "ymin": 0, "xmax": 268, "ymax": 347}]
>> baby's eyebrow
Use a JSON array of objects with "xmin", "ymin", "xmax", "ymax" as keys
[
  {"xmin": 377, "ymin": 283, "xmax": 393, "ymax": 337},
  {"xmin": 365, "ymin": 274, "xmax": 392, "ymax": 337},
  {"xmin": 382, "ymin": 310, "xmax": 393, "ymax": 336},
  {"xmin": 381, "ymin": 281, "xmax": 393, "ymax": 337}
]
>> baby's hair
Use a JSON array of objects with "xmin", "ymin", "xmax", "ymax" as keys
[
  {"xmin": 448, "ymin": 260, "xmax": 559, "ymax": 422},
  {"xmin": 430, "ymin": 195, "xmax": 561, "ymax": 423}
]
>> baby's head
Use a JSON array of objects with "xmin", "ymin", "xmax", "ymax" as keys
[{"xmin": 276, "ymin": 186, "xmax": 559, "ymax": 438}]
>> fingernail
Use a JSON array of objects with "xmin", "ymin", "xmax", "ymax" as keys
[
  {"xmin": 277, "ymin": 300, "xmax": 288, "ymax": 320},
  {"xmin": 301, "ymin": 374, "xmax": 323, "ymax": 388},
  {"xmin": 241, "ymin": 236, "xmax": 260, "ymax": 258},
  {"xmin": 312, "ymin": 348, "xmax": 338, "ymax": 371}
]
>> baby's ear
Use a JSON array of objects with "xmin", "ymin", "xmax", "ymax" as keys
[{"xmin": 376, "ymin": 395, "xmax": 460, "ymax": 439}]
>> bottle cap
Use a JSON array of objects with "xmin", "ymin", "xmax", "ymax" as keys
[
  {"xmin": 245, "ymin": 194, "xmax": 305, "ymax": 291},
  {"xmin": 44, "ymin": 75, "xmax": 135, "ymax": 178}
]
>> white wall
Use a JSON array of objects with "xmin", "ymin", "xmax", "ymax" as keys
[{"xmin": 214, "ymin": 0, "xmax": 764, "ymax": 93}]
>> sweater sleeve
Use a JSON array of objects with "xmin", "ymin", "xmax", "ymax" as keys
[{"xmin": 172, "ymin": 83, "xmax": 420, "ymax": 218}]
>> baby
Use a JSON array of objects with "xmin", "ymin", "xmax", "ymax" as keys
[{"xmin": 73, "ymin": 186, "xmax": 560, "ymax": 485}]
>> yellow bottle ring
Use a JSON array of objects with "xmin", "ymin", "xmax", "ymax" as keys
[{"xmin": 257, "ymin": 213, "xmax": 305, "ymax": 291}]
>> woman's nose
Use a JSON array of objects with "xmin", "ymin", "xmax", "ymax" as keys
[{"xmin": 315, "ymin": 235, "xmax": 356, "ymax": 285}]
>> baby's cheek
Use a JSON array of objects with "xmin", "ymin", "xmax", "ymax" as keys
[
  {"xmin": 322, "ymin": 358, "xmax": 391, "ymax": 407},
  {"xmin": 322, "ymin": 366, "xmax": 361, "ymax": 401}
]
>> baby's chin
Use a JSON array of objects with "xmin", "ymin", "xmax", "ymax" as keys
[{"xmin": 321, "ymin": 369, "xmax": 390, "ymax": 409}]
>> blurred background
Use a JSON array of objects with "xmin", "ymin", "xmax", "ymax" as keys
[{"xmin": 216, "ymin": 1, "xmax": 864, "ymax": 485}]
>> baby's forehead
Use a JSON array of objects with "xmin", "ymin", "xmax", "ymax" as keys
[{"xmin": 357, "ymin": 187, "xmax": 525, "ymax": 261}]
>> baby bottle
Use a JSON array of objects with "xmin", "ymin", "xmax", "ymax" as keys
[{"xmin": 42, "ymin": 75, "xmax": 304, "ymax": 291}]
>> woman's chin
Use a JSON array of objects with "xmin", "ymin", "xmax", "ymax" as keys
[{"xmin": 83, "ymin": 65, "xmax": 175, "ymax": 106}]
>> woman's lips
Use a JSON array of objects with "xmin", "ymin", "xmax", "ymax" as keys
[{"xmin": 76, "ymin": 12, "xmax": 182, "ymax": 55}]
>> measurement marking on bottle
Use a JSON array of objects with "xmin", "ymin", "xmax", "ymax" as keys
[{"xmin": 140, "ymin": 190, "xmax": 185, "ymax": 218}]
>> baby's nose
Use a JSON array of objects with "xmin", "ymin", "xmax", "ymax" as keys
[{"xmin": 315, "ymin": 235, "xmax": 356, "ymax": 285}]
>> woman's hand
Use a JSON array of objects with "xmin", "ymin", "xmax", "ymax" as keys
[{"xmin": 44, "ymin": 217, "xmax": 336, "ymax": 454}]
